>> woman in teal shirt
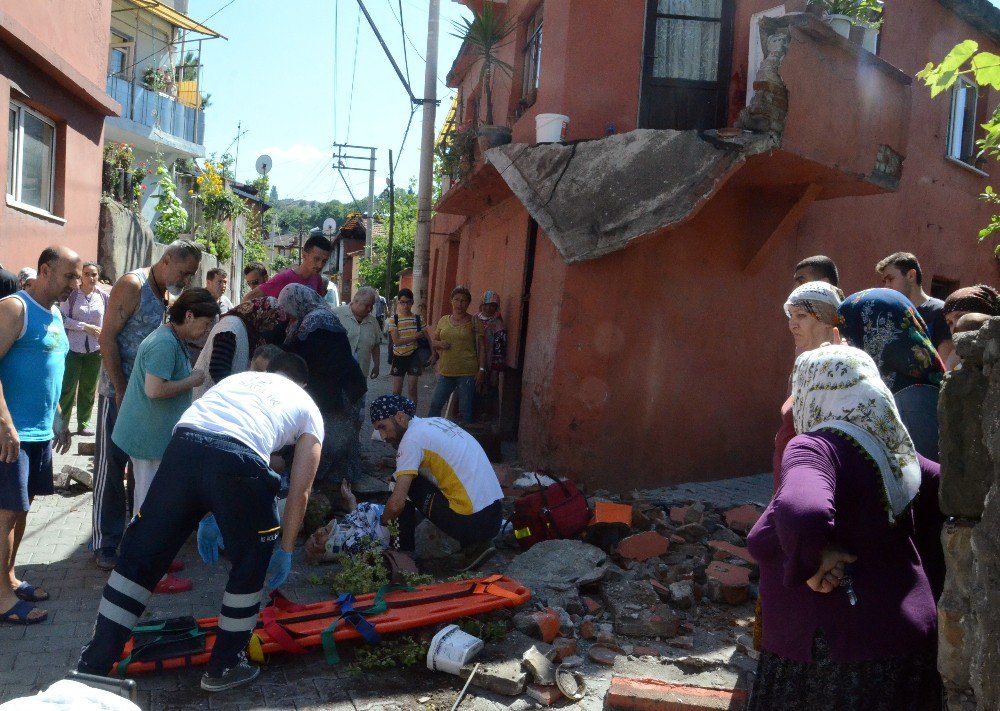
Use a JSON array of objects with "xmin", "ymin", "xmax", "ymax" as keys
[{"xmin": 113, "ymin": 288, "xmax": 218, "ymax": 514}]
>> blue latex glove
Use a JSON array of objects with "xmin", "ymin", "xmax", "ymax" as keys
[
  {"xmin": 266, "ymin": 549, "xmax": 293, "ymax": 589},
  {"xmin": 197, "ymin": 515, "xmax": 224, "ymax": 565}
]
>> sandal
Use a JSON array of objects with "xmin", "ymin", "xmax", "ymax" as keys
[
  {"xmin": 0, "ymin": 600, "xmax": 48, "ymax": 625},
  {"xmin": 154, "ymin": 574, "xmax": 193, "ymax": 595},
  {"xmin": 167, "ymin": 560, "xmax": 185, "ymax": 573},
  {"xmin": 14, "ymin": 582, "xmax": 49, "ymax": 602}
]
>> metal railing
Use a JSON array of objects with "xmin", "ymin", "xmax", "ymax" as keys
[{"xmin": 106, "ymin": 75, "xmax": 204, "ymax": 146}]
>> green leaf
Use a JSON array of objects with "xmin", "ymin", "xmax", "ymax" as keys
[
  {"xmin": 972, "ymin": 52, "xmax": 1000, "ymax": 89},
  {"xmin": 920, "ymin": 40, "xmax": 978, "ymax": 96},
  {"xmin": 940, "ymin": 40, "xmax": 979, "ymax": 72}
]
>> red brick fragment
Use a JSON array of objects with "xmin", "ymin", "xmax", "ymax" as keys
[
  {"xmin": 708, "ymin": 540, "xmax": 756, "ymax": 566},
  {"xmin": 723, "ymin": 505, "xmax": 763, "ymax": 534},
  {"xmin": 579, "ymin": 619, "xmax": 596, "ymax": 640},
  {"xmin": 582, "ymin": 595, "xmax": 603, "ymax": 614},
  {"xmin": 606, "ymin": 676, "xmax": 748, "ymax": 710},
  {"xmin": 552, "ymin": 637, "xmax": 578, "ymax": 660},
  {"xmin": 535, "ymin": 609, "xmax": 560, "ymax": 644},
  {"xmin": 705, "ymin": 562, "xmax": 751, "ymax": 605},
  {"xmin": 527, "ymin": 683, "xmax": 563, "ymax": 705},
  {"xmin": 617, "ymin": 531, "xmax": 670, "ymax": 562},
  {"xmin": 669, "ymin": 534, "xmax": 685, "ymax": 546},
  {"xmin": 669, "ymin": 506, "xmax": 688, "ymax": 525}
]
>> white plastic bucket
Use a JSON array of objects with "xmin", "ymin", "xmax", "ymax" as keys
[
  {"xmin": 535, "ymin": 113, "xmax": 569, "ymax": 143},
  {"xmin": 827, "ymin": 14, "xmax": 852, "ymax": 39},
  {"xmin": 426, "ymin": 624, "xmax": 484, "ymax": 675}
]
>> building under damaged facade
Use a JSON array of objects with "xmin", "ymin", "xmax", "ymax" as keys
[{"xmin": 430, "ymin": 0, "xmax": 1000, "ymax": 490}]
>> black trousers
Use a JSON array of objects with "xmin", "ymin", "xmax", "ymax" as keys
[
  {"xmin": 79, "ymin": 428, "xmax": 282, "ymax": 676},
  {"xmin": 398, "ymin": 475, "xmax": 502, "ymax": 551}
]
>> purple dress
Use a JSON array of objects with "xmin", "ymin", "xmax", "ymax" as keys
[{"xmin": 746, "ymin": 430, "xmax": 943, "ymax": 709}]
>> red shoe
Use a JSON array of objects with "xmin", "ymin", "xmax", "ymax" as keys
[
  {"xmin": 154, "ymin": 574, "xmax": 193, "ymax": 595},
  {"xmin": 167, "ymin": 560, "xmax": 185, "ymax": 573}
]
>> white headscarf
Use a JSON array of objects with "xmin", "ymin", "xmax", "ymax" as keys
[
  {"xmin": 784, "ymin": 281, "xmax": 844, "ymax": 326},
  {"xmin": 792, "ymin": 344, "xmax": 920, "ymax": 522}
]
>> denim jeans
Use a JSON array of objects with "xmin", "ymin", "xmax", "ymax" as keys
[{"xmin": 429, "ymin": 375, "xmax": 475, "ymax": 423}]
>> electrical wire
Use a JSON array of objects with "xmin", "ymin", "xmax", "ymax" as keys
[
  {"xmin": 346, "ymin": 6, "xmax": 361, "ymax": 142},
  {"xmin": 333, "ymin": 0, "xmax": 339, "ymax": 141}
]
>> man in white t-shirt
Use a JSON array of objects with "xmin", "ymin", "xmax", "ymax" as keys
[
  {"xmin": 370, "ymin": 395, "xmax": 502, "ymax": 563},
  {"xmin": 78, "ymin": 355, "xmax": 324, "ymax": 693}
]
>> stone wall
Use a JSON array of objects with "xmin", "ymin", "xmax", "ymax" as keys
[
  {"xmin": 937, "ymin": 318, "xmax": 1000, "ymax": 709},
  {"xmin": 97, "ymin": 197, "xmax": 236, "ymax": 300}
]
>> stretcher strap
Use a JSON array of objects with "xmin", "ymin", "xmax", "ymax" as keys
[
  {"xmin": 269, "ymin": 589, "xmax": 309, "ymax": 613},
  {"xmin": 261, "ymin": 605, "xmax": 310, "ymax": 656},
  {"xmin": 321, "ymin": 593, "xmax": 381, "ymax": 665},
  {"xmin": 471, "ymin": 574, "xmax": 524, "ymax": 603},
  {"xmin": 115, "ymin": 629, "xmax": 205, "ymax": 676}
]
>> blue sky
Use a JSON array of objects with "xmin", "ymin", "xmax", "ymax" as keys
[{"xmin": 188, "ymin": 0, "xmax": 470, "ymax": 203}]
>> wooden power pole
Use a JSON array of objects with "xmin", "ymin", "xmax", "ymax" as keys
[
  {"xmin": 384, "ymin": 149, "xmax": 395, "ymax": 299},
  {"xmin": 411, "ymin": 0, "xmax": 439, "ymax": 317}
]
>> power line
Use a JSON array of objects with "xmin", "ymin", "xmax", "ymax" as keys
[
  {"xmin": 346, "ymin": 7, "xmax": 361, "ymax": 142},
  {"xmin": 333, "ymin": 0, "xmax": 339, "ymax": 141}
]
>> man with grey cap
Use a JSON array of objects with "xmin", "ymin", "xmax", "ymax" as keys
[{"xmin": 370, "ymin": 394, "xmax": 501, "ymax": 566}]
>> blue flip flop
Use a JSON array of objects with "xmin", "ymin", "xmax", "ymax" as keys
[
  {"xmin": 14, "ymin": 582, "xmax": 49, "ymax": 602},
  {"xmin": 0, "ymin": 599, "xmax": 47, "ymax": 625}
]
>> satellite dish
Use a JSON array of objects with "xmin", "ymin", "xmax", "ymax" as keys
[
  {"xmin": 323, "ymin": 218, "xmax": 338, "ymax": 235},
  {"xmin": 255, "ymin": 154, "xmax": 272, "ymax": 175}
]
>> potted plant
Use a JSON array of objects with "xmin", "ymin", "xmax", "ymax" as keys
[
  {"xmin": 142, "ymin": 66, "xmax": 172, "ymax": 93},
  {"xmin": 435, "ymin": 125, "xmax": 478, "ymax": 183},
  {"xmin": 812, "ymin": 0, "xmax": 883, "ymax": 52},
  {"xmin": 452, "ymin": 3, "xmax": 517, "ymax": 150}
]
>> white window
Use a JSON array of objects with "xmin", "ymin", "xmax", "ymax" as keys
[
  {"xmin": 108, "ymin": 32, "xmax": 133, "ymax": 78},
  {"xmin": 521, "ymin": 4, "xmax": 543, "ymax": 100},
  {"xmin": 7, "ymin": 101, "xmax": 56, "ymax": 212},
  {"xmin": 948, "ymin": 77, "xmax": 979, "ymax": 165}
]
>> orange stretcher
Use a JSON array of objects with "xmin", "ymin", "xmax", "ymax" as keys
[{"xmin": 116, "ymin": 574, "xmax": 530, "ymax": 675}]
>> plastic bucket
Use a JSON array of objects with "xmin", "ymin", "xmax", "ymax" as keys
[
  {"xmin": 535, "ymin": 113, "xmax": 569, "ymax": 143},
  {"xmin": 426, "ymin": 624, "xmax": 484, "ymax": 675},
  {"xmin": 826, "ymin": 14, "xmax": 852, "ymax": 39}
]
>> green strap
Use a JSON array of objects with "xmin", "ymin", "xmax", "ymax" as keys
[
  {"xmin": 320, "ymin": 585, "xmax": 414, "ymax": 665},
  {"xmin": 115, "ymin": 629, "xmax": 206, "ymax": 677}
]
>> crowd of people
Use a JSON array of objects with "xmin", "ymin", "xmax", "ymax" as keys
[
  {"xmin": 2, "ymin": 238, "xmax": 992, "ymax": 701},
  {"xmin": 0, "ymin": 239, "xmax": 510, "ymax": 692},
  {"xmin": 748, "ymin": 251, "xmax": 1000, "ymax": 710}
]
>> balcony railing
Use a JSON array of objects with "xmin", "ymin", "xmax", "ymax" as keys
[{"xmin": 106, "ymin": 75, "xmax": 204, "ymax": 146}]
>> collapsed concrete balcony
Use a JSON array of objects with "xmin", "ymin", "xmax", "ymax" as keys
[{"xmin": 483, "ymin": 12, "xmax": 911, "ymax": 264}]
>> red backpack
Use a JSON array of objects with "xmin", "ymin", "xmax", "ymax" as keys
[{"xmin": 510, "ymin": 478, "xmax": 591, "ymax": 551}]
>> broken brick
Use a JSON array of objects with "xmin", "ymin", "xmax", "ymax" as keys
[
  {"xmin": 617, "ymin": 531, "xmax": 670, "ymax": 562},
  {"xmin": 705, "ymin": 561, "xmax": 751, "ymax": 605},
  {"xmin": 582, "ymin": 596, "xmax": 603, "ymax": 614},
  {"xmin": 724, "ymin": 505, "xmax": 763, "ymax": 534},
  {"xmin": 708, "ymin": 540, "xmax": 756, "ymax": 566},
  {"xmin": 527, "ymin": 684, "xmax": 563, "ymax": 706},
  {"xmin": 606, "ymin": 676, "xmax": 748, "ymax": 711},
  {"xmin": 552, "ymin": 637, "xmax": 578, "ymax": 660},
  {"xmin": 579, "ymin": 619, "xmax": 596, "ymax": 640},
  {"xmin": 669, "ymin": 506, "xmax": 689, "ymax": 525},
  {"xmin": 593, "ymin": 501, "xmax": 634, "ymax": 526},
  {"xmin": 669, "ymin": 534, "xmax": 686, "ymax": 546},
  {"xmin": 514, "ymin": 609, "xmax": 561, "ymax": 643}
]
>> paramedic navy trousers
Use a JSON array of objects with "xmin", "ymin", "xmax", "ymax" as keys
[{"xmin": 78, "ymin": 428, "xmax": 282, "ymax": 676}]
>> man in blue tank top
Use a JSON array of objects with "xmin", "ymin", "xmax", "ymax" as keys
[
  {"xmin": 0, "ymin": 246, "xmax": 80, "ymax": 624},
  {"xmin": 92, "ymin": 240, "xmax": 201, "ymax": 570}
]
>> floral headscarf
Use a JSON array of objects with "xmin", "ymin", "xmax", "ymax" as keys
[
  {"xmin": 837, "ymin": 288, "xmax": 944, "ymax": 393},
  {"xmin": 783, "ymin": 281, "xmax": 843, "ymax": 327},
  {"xmin": 225, "ymin": 296, "xmax": 286, "ymax": 352},
  {"xmin": 477, "ymin": 291, "xmax": 507, "ymax": 372},
  {"xmin": 277, "ymin": 283, "xmax": 345, "ymax": 342},
  {"xmin": 792, "ymin": 344, "xmax": 920, "ymax": 522},
  {"xmin": 943, "ymin": 284, "xmax": 1000, "ymax": 317}
]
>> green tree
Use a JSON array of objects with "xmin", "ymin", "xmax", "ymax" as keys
[
  {"xmin": 152, "ymin": 162, "xmax": 188, "ymax": 244},
  {"xmin": 357, "ymin": 180, "xmax": 418, "ymax": 298},
  {"xmin": 918, "ymin": 42, "xmax": 1000, "ymax": 251}
]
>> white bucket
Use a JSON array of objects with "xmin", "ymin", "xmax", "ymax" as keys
[
  {"xmin": 426, "ymin": 624, "xmax": 484, "ymax": 675},
  {"xmin": 535, "ymin": 113, "xmax": 569, "ymax": 143},
  {"xmin": 826, "ymin": 14, "xmax": 852, "ymax": 39}
]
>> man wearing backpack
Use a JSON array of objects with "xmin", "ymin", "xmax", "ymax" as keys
[{"xmin": 387, "ymin": 289, "xmax": 432, "ymax": 409}]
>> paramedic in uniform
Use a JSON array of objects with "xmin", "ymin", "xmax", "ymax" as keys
[
  {"xmin": 370, "ymin": 394, "xmax": 502, "ymax": 566},
  {"xmin": 77, "ymin": 353, "xmax": 323, "ymax": 693}
]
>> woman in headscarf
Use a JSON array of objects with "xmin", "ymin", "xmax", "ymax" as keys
[
  {"xmin": 746, "ymin": 345, "xmax": 944, "ymax": 711},
  {"xmin": 941, "ymin": 285, "xmax": 1000, "ymax": 369},
  {"xmin": 838, "ymin": 288, "xmax": 945, "ymax": 459},
  {"xmin": 774, "ymin": 282, "xmax": 844, "ymax": 490},
  {"xmin": 192, "ymin": 296, "xmax": 287, "ymax": 398},
  {"xmin": 278, "ymin": 284, "xmax": 366, "ymax": 483},
  {"xmin": 477, "ymin": 290, "xmax": 507, "ymax": 390}
]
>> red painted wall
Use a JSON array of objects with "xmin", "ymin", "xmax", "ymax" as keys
[
  {"xmin": 0, "ymin": 0, "xmax": 112, "ymax": 269},
  {"xmin": 433, "ymin": 0, "xmax": 1000, "ymax": 489}
]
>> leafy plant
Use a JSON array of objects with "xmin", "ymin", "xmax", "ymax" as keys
[
  {"xmin": 451, "ymin": 4, "xmax": 517, "ymax": 126},
  {"xmin": 152, "ymin": 163, "xmax": 188, "ymax": 244},
  {"xmin": 358, "ymin": 180, "xmax": 420, "ymax": 297},
  {"xmin": 313, "ymin": 541, "xmax": 391, "ymax": 596},
  {"xmin": 195, "ymin": 221, "xmax": 232, "ymax": 261},
  {"xmin": 434, "ymin": 126, "xmax": 477, "ymax": 182},
  {"xmin": 103, "ymin": 142, "xmax": 134, "ymax": 170},
  {"xmin": 812, "ymin": 0, "xmax": 883, "ymax": 26},
  {"xmin": 142, "ymin": 66, "xmax": 172, "ymax": 92},
  {"xmin": 918, "ymin": 41, "xmax": 1000, "ymax": 253},
  {"xmin": 457, "ymin": 617, "xmax": 507, "ymax": 643},
  {"xmin": 352, "ymin": 636, "xmax": 429, "ymax": 672}
]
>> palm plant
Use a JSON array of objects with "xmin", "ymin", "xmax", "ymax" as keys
[{"xmin": 452, "ymin": 3, "xmax": 517, "ymax": 126}]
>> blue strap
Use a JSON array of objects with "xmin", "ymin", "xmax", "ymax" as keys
[{"xmin": 321, "ymin": 593, "xmax": 381, "ymax": 665}]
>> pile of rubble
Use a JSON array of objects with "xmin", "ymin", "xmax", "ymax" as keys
[{"xmin": 453, "ymin": 491, "xmax": 766, "ymax": 709}]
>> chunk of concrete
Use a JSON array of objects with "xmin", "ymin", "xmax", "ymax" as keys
[
  {"xmin": 601, "ymin": 579, "xmax": 680, "ymax": 638},
  {"xmin": 504, "ymin": 539, "xmax": 608, "ymax": 594}
]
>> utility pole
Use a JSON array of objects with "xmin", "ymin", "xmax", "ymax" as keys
[
  {"xmin": 366, "ymin": 147, "xmax": 376, "ymax": 260},
  {"xmin": 384, "ymin": 149, "xmax": 395, "ymax": 298},
  {"xmin": 412, "ymin": 0, "xmax": 439, "ymax": 317}
]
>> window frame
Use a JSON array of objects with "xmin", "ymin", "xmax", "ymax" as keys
[
  {"xmin": 520, "ymin": 3, "xmax": 544, "ymax": 102},
  {"xmin": 947, "ymin": 76, "xmax": 979, "ymax": 166},
  {"xmin": 7, "ymin": 100, "xmax": 57, "ymax": 215}
]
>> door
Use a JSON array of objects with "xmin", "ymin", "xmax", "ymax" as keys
[{"xmin": 638, "ymin": 0, "xmax": 735, "ymax": 131}]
